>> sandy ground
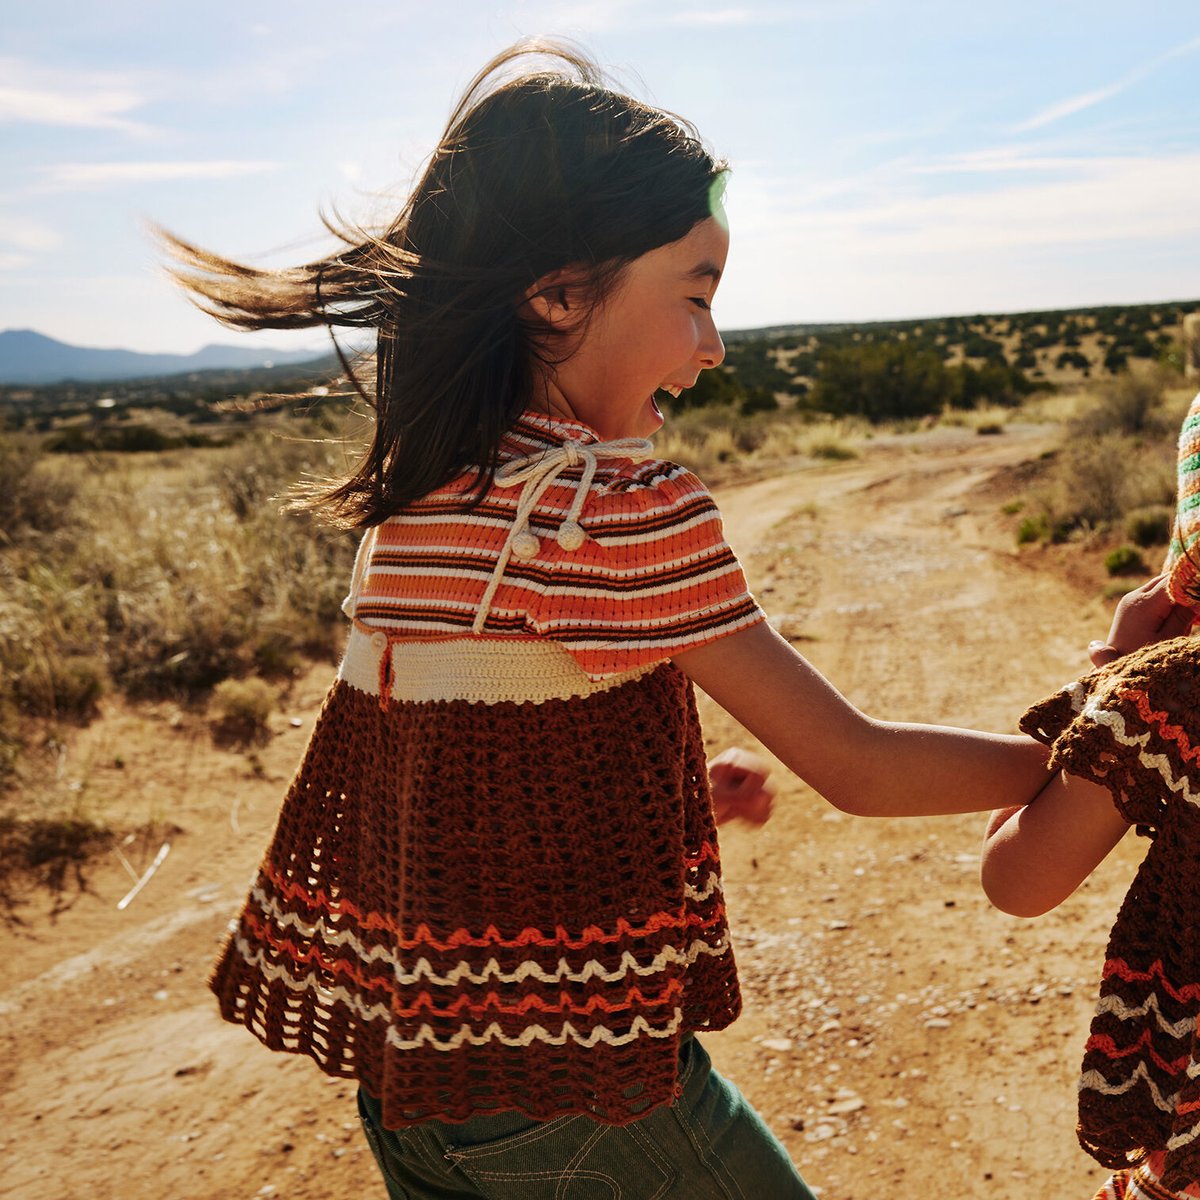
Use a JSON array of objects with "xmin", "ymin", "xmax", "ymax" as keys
[{"xmin": 2, "ymin": 423, "xmax": 1143, "ymax": 1199}]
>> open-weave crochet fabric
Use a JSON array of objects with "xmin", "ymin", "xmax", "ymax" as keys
[
  {"xmin": 210, "ymin": 410, "xmax": 761, "ymax": 1129},
  {"xmin": 1021, "ymin": 638, "xmax": 1200, "ymax": 1191}
]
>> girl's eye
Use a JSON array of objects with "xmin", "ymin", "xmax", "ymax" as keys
[{"xmin": 690, "ymin": 297, "xmax": 712, "ymax": 311}]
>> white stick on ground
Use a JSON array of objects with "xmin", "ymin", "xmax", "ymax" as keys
[{"xmin": 117, "ymin": 842, "xmax": 171, "ymax": 911}]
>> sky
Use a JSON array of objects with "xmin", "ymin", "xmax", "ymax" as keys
[{"xmin": 3, "ymin": 0, "xmax": 1199, "ymax": 355}]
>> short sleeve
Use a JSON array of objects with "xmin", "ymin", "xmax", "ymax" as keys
[
  {"xmin": 526, "ymin": 461, "xmax": 766, "ymax": 680},
  {"xmin": 1019, "ymin": 638, "xmax": 1200, "ymax": 830}
]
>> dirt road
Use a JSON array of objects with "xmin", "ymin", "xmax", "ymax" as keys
[{"xmin": 2, "ymin": 423, "xmax": 1139, "ymax": 1198}]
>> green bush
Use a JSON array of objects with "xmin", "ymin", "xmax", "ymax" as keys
[
  {"xmin": 1017, "ymin": 514, "xmax": 1051, "ymax": 544},
  {"xmin": 1105, "ymin": 545, "xmax": 1147, "ymax": 576},
  {"xmin": 812, "ymin": 342, "xmax": 950, "ymax": 422},
  {"xmin": 1125, "ymin": 505, "xmax": 1173, "ymax": 549},
  {"xmin": 210, "ymin": 677, "xmax": 275, "ymax": 746}
]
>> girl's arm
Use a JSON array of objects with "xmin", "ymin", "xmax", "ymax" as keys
[
  {"xmin": 675, "ymin": 573, "xmax": 1193, "ymax": 821},
  {"xmin": 980, "ymin": 773, "xmax": 1129, "ymax": 917},
  {"xmin": 673, "ymin": 621, "xmax": 1052, "ymax": 818}
]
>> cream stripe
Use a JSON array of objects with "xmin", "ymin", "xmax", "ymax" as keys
[
  {"xmin": 1079, "ymin": 1060, "xmax": 1180, "ymax": 1114},
  {"xmin": 337, "ymin": 630, "xmax": 656, "ymax": 703},
  {"xmin": 385, "ymin": 1011, "xmax": 683, "ymax": 1052},
  {"xmin": 250, "ymin": 883, "xmax": 729, "ymax": 986},
  {"xmin": 1095, "ymin": 990, "xmax": 1198, "ymax": 1039},
  {"xmin": 231, "ymin": 934, "xmax": 684, "ymax": 1051},
  {"xmin": 1167, "ymin": 1118, "xmax": 1200, "ymax": 1154},
  {"xmin": 1084, "ymin": 700, "xmax": 1200, "ymax": 806}
]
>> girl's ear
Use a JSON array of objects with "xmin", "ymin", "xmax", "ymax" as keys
[{"xmin": 523, "ymin": 267, "xmax": 583, "ymax": 327}]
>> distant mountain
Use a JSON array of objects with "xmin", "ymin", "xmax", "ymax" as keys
[{"xmin": 0, "ymin": 329, "xmax": 331, "ymax": 385}]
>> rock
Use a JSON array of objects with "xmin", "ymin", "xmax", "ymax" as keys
[{"xmin": 761, "ymin": 1037, "xmax": 794, "ymax": 1052}]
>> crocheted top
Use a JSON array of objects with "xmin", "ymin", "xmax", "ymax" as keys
[
  {"xmin": 1020, "ymin": 637, "xmax": 1200, "ymax": 1191},
  {"xmin": 209, "ymin": 409, "xmax": 766, "ymax": 1129}
]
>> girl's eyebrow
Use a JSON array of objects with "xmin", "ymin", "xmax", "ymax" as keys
[{"xmin": 685, "ymin": 261, "xmax": 722, "ymax": 283}]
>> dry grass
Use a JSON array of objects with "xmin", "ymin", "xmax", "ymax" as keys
[{"xmin": 0, "ymin": 415, "xmax": 364, "ymax": 909}]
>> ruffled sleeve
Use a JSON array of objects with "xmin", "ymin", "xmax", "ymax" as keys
[
  {"xmin": 1019, "ymin": 638, "xmax": 1200, "ymax": 831},
  {"xmin": 525, "ymin": 461, "xmax": 766, "ymax": 680}
]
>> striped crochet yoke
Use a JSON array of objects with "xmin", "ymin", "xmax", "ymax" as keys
[
  {"xmin": 1020, "ymin": 638, "xmax": 1200, "ymax": 1192},
  {"xmin": 209, "ymin": 409, "xmax": 764, "ymax": 1129}
]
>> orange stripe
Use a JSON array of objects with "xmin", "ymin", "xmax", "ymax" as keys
[
  {"xmin": 260, "ymin": 851, "xmax": 725, "ymax": 952},
  {"xmin": 239, "ymin": 909, "xmax": 684, "ymax": 1018},
  {"xmin": 1101, "ymin": 957, "xmax": 1200, "ymax": 1003},
  {"xmin": 1086, "ymin": 1028, "xmax": 1191, "ymax": 1074},
  {"xmin": 1119, "ymin": 688, "xmax": 1200, "ymax": 765}
]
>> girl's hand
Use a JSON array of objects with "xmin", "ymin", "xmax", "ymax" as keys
[
  {"xmin": 709, "ymin": 747, "xmax": 774, "ymax": 826},
  {"xmin": 1088, "ymin": 573, "xmax": 1197, "ymax": 667}
]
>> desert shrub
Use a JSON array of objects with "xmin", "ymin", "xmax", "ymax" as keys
[
  {"xmin": 1104, "ymin": 345, "xmax": 1129, "ymax": 373},
  {"xmin": 1017, "ymin": 513, "xmax": 1060, "ymax": 545},
  {"xmin": 1056, "ymin": 350, "xmax": 1090, "ymax": 371},
  {"xmin": 1105, "ymin": 545, "xmax": 1147, "ymax": 576},
  {"xmin": 0, "ymin": 564, "xmax": 110, "ymax": 728},
  {"xmin": 976, "ymin": 422, "xmax": 1004, "ymax": 436},
  {"xmin": 739, "ymin": 387, "xmax": 779, "ymax": 417},
  {"xmin": 17, "ymin": 653, "xmax": 106, "ymax": 721},
  {"xmin": 807, "ymin": 438, "xmax": 857, "ymax": 461},
  {"xmin": 0, "ymin": 435, "xmax": 78, "ymax": 541},
  {"xmin": 812, "ymin": 342, "xmax": 951, "ymax": 422},
  {"xmin": 1073, "ymin": 371, "xmax": 1170, "ymax": 438},
  {"xmin": 210, "ymin": 677, "xmax": 274, "ymax": 745},
  {"xmin": 1125, "ymin": 505, "xmax": 1173, "ymax": 548}
]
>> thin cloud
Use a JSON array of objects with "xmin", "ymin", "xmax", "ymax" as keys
[
  {"xmin": 0, "ymin": 58, "xmax": 151, "ymax": 135},
  {"xmin": 667, "ymin": 8, "xmax": 761, "ymax": 25},
  {"xmin": 791, "ymin": 152, "xmax": 1200, "ymax": 256},
  {"xmin": 0, "ymin": 211, "xmax": 61, "ymax": 252},
  {"xmin": 41, "ymin": 160, "xmax": 281, "ymax": 189},
  {"xmin": 1014, "ymin": 34, "xmax": 1200, "ymax": 133},
  {"xmin": 907, "ymin": 146, "xmax": 1129, "ymax": 175}
]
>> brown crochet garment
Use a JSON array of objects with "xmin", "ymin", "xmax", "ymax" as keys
[
  {"xmin": 1021, "ymin": 637, "xmax": 1200, "ymax": 1191},
  {"xmin": 210, "ymin": 413, "xmax": 760, "ymax": 1130}
]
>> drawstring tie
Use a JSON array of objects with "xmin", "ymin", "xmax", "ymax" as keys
[{"xmin": 471, "ymin": 436, "xmax": 653, "ymax": 635}]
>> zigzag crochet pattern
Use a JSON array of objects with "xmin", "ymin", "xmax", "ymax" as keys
[
  {"xmin": 1022, "ymin": 638, "xmax": 1200, "ymax": 1192},
  {"xmin": 209, "ymin": 410, "xmax": 763, "ymax": 1129}
]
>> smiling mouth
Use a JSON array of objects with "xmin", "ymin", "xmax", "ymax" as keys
[{"xmin": 660, "ymin": 385, "xmax": 683, "ymax": 398}]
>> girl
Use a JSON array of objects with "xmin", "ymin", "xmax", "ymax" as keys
[
  {"xmin": 164, "ymin": 38, "xmax": 1170, "ymax": 1199},
  {"xmin": 982, "ymin": 394, "xmax": 1200, "ymax": 1200}
]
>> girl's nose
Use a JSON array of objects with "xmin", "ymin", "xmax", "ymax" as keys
[{"xmin": 699, "ymin": 324, "xmax": 725, "ymax": 369}]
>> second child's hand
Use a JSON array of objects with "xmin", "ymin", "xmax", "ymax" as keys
[
  {"xmin": 1088, "ymin": 573, "xmax": 1197, "ymax": 667},
  {"xmin": 709, "ymin": 747, "xmax": 775, "ymax": 826}
]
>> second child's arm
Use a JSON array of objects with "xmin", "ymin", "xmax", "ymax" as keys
[
  {"xmin": 980, "ymin": 775, "xmax": 1129, "ymax": 917},
  {"xmin": 674, "ymin": 621, "xmax": 1052, "ymax": 818}
]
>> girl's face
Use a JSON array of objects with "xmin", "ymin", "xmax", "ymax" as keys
[{"xmin": 542, "ymin": 216, "xmax": 729, "ymax": 440}]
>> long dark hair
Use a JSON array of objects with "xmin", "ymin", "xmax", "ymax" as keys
[{"xmin": 158, "ymin": 39, "xmax": 727, "ymax": 527}]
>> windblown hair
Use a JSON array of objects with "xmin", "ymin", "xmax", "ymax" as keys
[{"xmin": 159, "ymin": 39, "xmax": 727, "ymax": 526}]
